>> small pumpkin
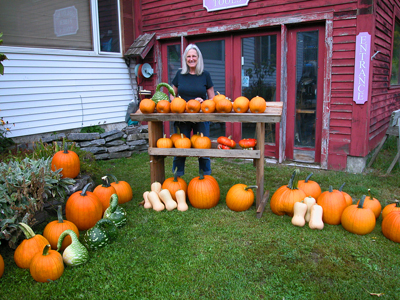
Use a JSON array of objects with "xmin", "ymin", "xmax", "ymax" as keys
[
  {"xmin": 103, "ymin": 194, "xmax": 128, "ymax": 228},
  {"xmin": 193, "ymin": 133, "xmax": 211, "ymax": 149},
  {"xmin": 317, "ymin": 186, "xmax": 347, "ymax": 225},
  {"xmin": 356, "ymin": 189, "xmax": 381, "ymax": 219},
  {"xmin": 190, "ymin": 132, "xmax": 201, "ymax": 147},
  {"xmin": 249, "ymin": 96, "xmax": 266, "ymax": 113},
  {"xmin": 186, "ymin": 99, "xmax": 201, "ymax": 113},
  {"xmin": 0, "ymin": 253, "xmax": 4, "ymax": 278},
  {"xmin": 14, "ymin": 223, "xmax": 49, "ymax": 269},
  {"xmin": 170, "ymin": 96, "xmax": 187, "ymax": 113},
  {"xmin": 82, "ymin": 219, "xmax": 117, "ymax": 250},
  {"xmin": 201, "ymin": 99, "xmax": 216, "ymax": 113},
  {"xmin": 107, "ymin": 174, "xmax": 133, "ymax": 204},
  {"xmin": 238, "ymin": 138, "xmax": 257, "ymax": 150},
  {"xmin": 187, "ymin": 171, "xmax": 220, "ymax": 209},
  {"xmin": 215, "ymin": 98, "xmax": 233, "ymax": 113},
  {"xmin": 233, "ymin": 96, "xmax": 250, "ymax": 113},
  {"xmin": 65, "ymin": 183, "xmax": 103, "ymax": 231},
  {"xmin": 174, "ymin": 134, "xmax": 191, "ymax": 148},
  {"xmin": 212, "ymin": 91, "xmax": 226, "ymax": 105},
  {"xmin": 156, "ymin": 100, "xmax": 171, "ymax": 113},
  {"xmin": 217, "ymin": 136, "xmax": 236, "ymax": 149},
  {"xmin": 139, "ymin": 98, "xmax": 156, "ymax": 114},
  {"xmin": 29, "ymin": 245, "xmax": 64, "ymax": 283},
  {"xmin": 162, "ymin": 167, "xmax": 188, "ymax": 201},
  {"xmin": 297, "ymin": 173, "xmax": 321, "ymax": 199},
  {"xmin": 381, "ymin": 210, "xmax": 400, "ymax": 243},
  {"xmin": 57, "ymin": 230, "xmax": 89, "ymax": 267},
  {"xmin": 157, "ymin": 134, "xmax": 174, "ymax": 148},
  {"xmin": 51, "ymin": 143, "xmax": 80, "ymax": 179},
  {"xmin": 341, "ymin": 195, "xmax": 376, "ymax": 235},
  {"xmin": 171, "ymin": 127, "xmax": 187, "ymax": 145},
  {"xmin": 225, "ymin": 184, "xmax": 257, "ymax": 212},
  {"xmin": 43, "ymin": 205, "xmax": 79, "ymax": 251},
  {"xmin": 382, "ymin": 200, "xmax": 400, "ymax": 219},
  {"xmin": 93, "ymin": 176, "xmax": 117, "ymax": 213}
]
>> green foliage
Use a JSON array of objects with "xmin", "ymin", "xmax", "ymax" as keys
[
  {"xmin": 80, "ymin": 125, "xmax": 105, "ymax": 134},
  {"xmin": 0, "ymin": 116, "xmax": 15, "ymax": 153},
  {"xmin": 0, "ymin": 32, "xmax": 8, "ymax": 75},
  {"xmin": 0, "ymin": 157, "xmax": 75, "ymax": 247}
]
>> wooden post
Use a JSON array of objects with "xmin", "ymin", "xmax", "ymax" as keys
[
  {"xmin": 255, "ymin": 122, "xmax": 265, "ymax": 208},
  {"xmin": 148, "ymin": 121, "xmax": 165, "ymax": 184}
]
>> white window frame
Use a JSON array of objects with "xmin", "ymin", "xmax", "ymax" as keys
[{"xmin": 0, "ymin": 0, "xmax": 122, "ymax": 57}]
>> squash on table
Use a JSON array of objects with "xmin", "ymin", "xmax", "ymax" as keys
[
  {"xmin": 174, "ymin": 134, "xmax": 191, "ymax": 148},
  {"xmin": 51, "ymin": 143, "xmax": 80, "ymax": 179},
  {"xmin": 238, "ymin": 138, "xmax": 257, "ymax": 150},
  {"xmin": 107, "ymin": 174, "xmax": 133, "ymax": 204},
  {"xmin": 139, "ymin": 98, "xmax": 156, "ymax": 114},
  {"xmin": 356, "ymin": 189, "xmax": 381, "ymax": 219},
  {"xmin": 82, "ymin": 219, "xmax": 117, "ymax": 250},
  {"xmin": 65, "ymin": 183, "xmax": 103, "ymax": 231},
  {"xmin": 308, "ymin": 204, "xmax": 324, "ymax": 230},
  {"xmin": 186, "ymin": 99, "xmax": 201, "ymax": 113},
  {"xmin": 382, "ymin": 200, "xmax": 400, "ymax": 219},
  {"xmin": 0, "ymin": 253, "xmax": 4, "ymax": 278},
  {"xmin": 269, "ymin": 169, "xmax": 306, "ymax": 217},
  {"xmin": 43, "ymin": 205, "xmax": 79, "ymax": 251},
  {"xmin": 14, "ymin": 223, "xmax": 49, "ymax": 269},
  {"xmin": 212, "ymin": 91, "xmax": 226, "ymax": 105},
  {"xmin": 93, "ymin": 176, "xmax": 117, "ymax": 213},
  {"xmin": 147, "ymin": 191, "xmax": 165, "ymax": 211},
  {"xmin": 103, "ymin": 194, "xmax": 128, "ymax": 228},
  {"xmin": 193, "ymin": 133, "xmax": 211, "ymax": 149},
  {"xmin": 225, "ymin": 184, "xmax": 257, "ymax": 212},
  {"xmin": 29, "ymin": 245, "xmax": 64, "ymax": 283},
  {"xmin": 316, "ymin": 186, "xmax": 347, "ymax": 225},
  {"xmin": 341, "ymin": 195, "xmax": 376, "ymax": 235},
  {"xmin": 143, "ymin": 191, "xmax": 152, "ymax": 209},
  {"xmin": 158, "ymin": 189, "xmax": 178, "ymax": 211},
  {"xmin": 297, "ymin": 173, "xmax": 321, "ymax": 199},
  {"xmin": 170, "ymin": 127, "xmax": 186, "ymax": 145},
  {"xmin": 151, "ymin": 82, "xmax": 175, "ymax": 104},
  {"xmin": 217, "ymin": 136, "xmax": 236, "ymax": 149},
  {"xmin": 157, "ymin": 134, "xmax": 174, "ymax": 148},
  {"xmin": 291, "ymin": 201, "xmax": 307, "ymax": 227},
  {"xmin": 303, "ymin": 196, "xmax": 316, "ymax": 223},
  {"xmin": 57, "ymin": 230, "xmax": 89, "ymax": 267},
  {"xmin": 215, "ymin": 98, "xmax": 233, "ymax": 113},
  {"xmin": 156, "ymin": 100, "xmax": 171, "ymax": 113},
  {"xmin": 176, "ymin": 190, "xmax": 189, "ymax": 211},
  {"xmin": 162, "ymin": 167, "xmax": 188, "ymax": 201},
  {"xmin": 233, "ymin": 96, "xmax": 250, "ymax": 113},
  {"xmin": 249, "ymin": 96, "xmax": 266, "ymax": 113},
  {"xmin": 201, "ymin": 99, "xmax": 216, "ymax": 113},
  {"xmin": 190, "ymin": 132, "xmax": 201, "ymax": 147},
  {"xmin": 187, "ymin": 170, "xmax": 220, "ymax": 209},
  {"xmin": 381, "ymin": 210, "xmax": 400, "ymax": 243},
  {"xmin": 170, "ymin": 96, "xmax": 186, "ymax": 113}
]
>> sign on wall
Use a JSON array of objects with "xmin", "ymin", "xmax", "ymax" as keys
[
  {"xmin": 53, "ymin": 6, "xmax": 79, "ymax": 37},
  {"xmin": 203, "ymin": 0, "xmax": 250, "ymax": 12},
  {"xmin": 353, "ymin": 32, "xmax": 371, "ymax": 105}
]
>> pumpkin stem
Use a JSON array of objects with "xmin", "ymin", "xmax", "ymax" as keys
[
  {"xmin": 107, "ymin": 174, "xmax": 119, "ymax": 184},
  {"xmin": 56, "ymin": 205, "xmax": 64, "ymax": 223},
  {"xmin": 80, "ymin": 182, "xmax": 92, "ymax": 196},
  {"xmin": 101, "ymin": 176, "xmax": 111, "ymax": 187},
  {"xmin": 173, "ymin": 167, "xmax": 179, "ymax": 182},
  {"xmin": 42, "ymin": 244, "xmax": 51, "ymax": 256},
  {"xmin": 199, "ymin": 169, "xmax": 205, "ymax": 180},
  {"xmin": 57, "ymin": 229, "xmax": 79, "ymax": 252},
  {"xmin": 329, "ymin": 185, "xmax": 333, "ymax": 193},
  {"xmin": 305, "ymin": 172, "xmax": 313, "ymax": 183},
  {"xmin": 63, "ymin": 142, "xmax": 69, "ymax": 154},
  {"xmin": 367, "ymin": 188, "xmax": 373, "ymax": 200},
  {"xmin": 18, "ymin": 222, "xmax": 36, "ymax": 239},
  {"xmin": 245, "ymin": 185, "xmax": 258, "ymax": 191},
  {"xmin": 288, "ymin": 169, "xmax": 300, "ymax": 190},
  {"xmin": 339, "ymin": 183, "xmax": 346, "ymax": 192},
  {"xmin": 394, "ymin": 199, "xmax": 400, "ymax": 207},
  {"xmin": 358, "ymin": 195, "xmax": 366, "ymax": 209}
]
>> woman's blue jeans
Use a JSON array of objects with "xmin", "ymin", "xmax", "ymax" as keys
[{"xmin": 172, "ymin": 121, "xmax": 211, "ymax": 176}]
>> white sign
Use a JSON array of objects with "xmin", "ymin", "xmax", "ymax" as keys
[
  {"xmin": 353, "ymin": 32, "xmax": 371, "ymax": 104},
  {"xmin": 203, "ymin": 0, "xmax": 250, "ymax": 12},
  {"xmin": 53, "ymin": 6, "xmax": 79, "ymax": 37}
]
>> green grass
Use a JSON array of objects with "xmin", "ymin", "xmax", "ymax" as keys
[{"xmin": 1, "ymin": 137, "xmax": 399, "ymax": 300}]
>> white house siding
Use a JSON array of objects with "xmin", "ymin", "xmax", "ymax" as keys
[{"xmin": 0, "ymin": 52, "xmax": 135, "ymax": 138}]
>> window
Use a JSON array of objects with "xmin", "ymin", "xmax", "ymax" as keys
[
  {"xmin": 391, "ymin": 20, "xmax": 400, "ymax": 86},
  {"xmin": 0, "ymin": 0, "xmax": 120, "ymax": 54}
]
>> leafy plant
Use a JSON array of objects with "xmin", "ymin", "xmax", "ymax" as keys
[
  {"xmin": 0, "ymin": 32, "xmax": 8, "ymax": 75},
  {"xmin": 80, "ymin": 125, "xmax": 105, "ymax": 134},
  {"xmin": 0, "ymin": 114, "xmax": 15, "ymax": 153}
]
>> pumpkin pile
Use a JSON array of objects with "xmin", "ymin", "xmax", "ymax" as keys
[{"xmin": 156, "ymin": 132, "xmax": 211, "ymax": 149}]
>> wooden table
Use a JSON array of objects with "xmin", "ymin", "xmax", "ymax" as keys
[{"xmin": 130, "ymin": 102, "xmax": 283, "ymax": 208}]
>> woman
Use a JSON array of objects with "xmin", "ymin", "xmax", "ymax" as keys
[{"xmin": 170, "ymin": 44, "xmax": 215, "ymax": 177}]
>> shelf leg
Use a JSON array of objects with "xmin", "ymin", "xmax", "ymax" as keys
[
  {"xmin": 148, "ymin": 121, "xmax": 165, "ymax": 184},
  {"xmin": 255, "ymin": 122, "xmax": 265, "ymax": 208}
]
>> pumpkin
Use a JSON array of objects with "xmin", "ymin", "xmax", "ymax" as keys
[
  {"xmin": 337, "ymin": 183, "xmax": 353, "ymax": 207},
  {"xmin": 29, "ymin": 245, "xmax": 64, "ymax": 283},
  {"xmin": 215, "ymin": 98, "xmax": 233, "ymax": 113},
  {"xmin": 174, "ymin": 134, "xmax": 191, "ymax": 148},
  {"xmin": 382, "ymin": 200, "xmax": 400, "ymax": 219},
  {"xmin": 157, "ymin": 134, "xmax": 174, "ymax": 148},
  {"xmin": 381, "ymin": 211, "xmax": 400, "ymax": 243},
  {"xmin": 297, "ymin": 172, "xmax": 321, "ymax": 199},
  {"xmin": 170, "ymin": 96, "xmax": 186, "ymax": 113},
  {"xmin": 217, "ymin": 135, "xmax": 236, "ymax": 149},
  {"xmin": 316, "ymin": 186, "xmax": 347, "ymax": 225},
  {"xmin": 93, "ymin": 176, "xmax": 118, "ymax": 213},
  {"xmin": 193, "ymin": 133, "xmax": 211, "ymax": 149},
  {"xmin": 0, "ymin": 253, "xmax": 3, "ymax": 278},
  {"xmin": 249, "ymin": 96, "xmax": 266, "ymax": 113},
  {"xmin": 139, "ymin": 98, "xmax": 156, "ymax": 114},
  {"xmin": 51, "ymin": 143, "xmax": 80, "ymax": 179},
  {"xmin": 103, "ymin": 194, "xmax": 128, "ymax": 228},
  {"xmin": 201, "ymin": 99, "xmax": 216, "ymax": 113},
  {"xmin": 162, "ymin": 167, "xmax": 188, "ymax": 201},
  {"xmin": 269, "ymin": 169, "xmax": 307, "ymax": 217},
  {"xmin": 14, "ymin": 223, "xmax": 49, "ymax": 269},
  {"xmin": 212, "ymin": 91, "xmax": 226, "ymax": 104},
  {"xmin": 57, "ymin": 230, "xmax": 89, "ymax": 267},
  {"xmin": 65, "ymin": 183, "xmax": 103, "ymax": 231},
  {"xmin": 171, "ymin": 127, "xmax": 186, "ymax": 145},
  {"xmin": 341, "ymin": 195, "xmax": 376, "ymax": 235},
  {"xmin": 43, "ymin": 205, "xmax": 79, "ymax": 251},
  {"xmin": 233, "ymin": 96, "xmax": 250, "ymax": 113},
  {"xmin": 225, "ymin": 184, "xmax": 257, "ymax": 212},
  {"xmin": 186, "ymin": 99, "xmax": 201, "ymax": 113},
  {"xmin": 82, "ymin": 219, "xmax": 117, "ymax": 250},
  {"xmin": 356, "ymin": 189, "xmax": 381, "ymax": 219},
  {"xmin": 238, "ymin": 138, "xmax": 257, "ymax": 150},
  {"xmin": 107, "ymin": 174, "xmax": 133, "ymax": 204},
  {"xmin": 187, "ymin": 171, "xmax": 220, "ymax": 209},
  {"xmin": 156, "ymin": 100, "xmax": 171, "ymax": 113},
  {"xmin": 190, "ymin": 132, "xmax": 201, "ymax": 147}
]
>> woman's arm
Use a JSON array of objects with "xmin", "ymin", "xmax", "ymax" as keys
[
  {"xmin": 170, "ymin": 85, "xmax": 178, "ymax": 101},
  {"xmin": 206, "ymin": 86, "xmax": 215, "ymax": 100}
]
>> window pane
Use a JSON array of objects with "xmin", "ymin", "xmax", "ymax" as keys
[
  {"xmin": 0, "ymin": 0, "xmax": 92, "ymax": 50},
  {"xmin": 98, "ymin": 0, "xmax": 120, "ymax": 53},
  {"xmin": 391, "ymin": 21, "xmax": 400, "ymax": 85}
]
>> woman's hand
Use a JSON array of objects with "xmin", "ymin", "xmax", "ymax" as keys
[{"xmin": 195, "ymin": 97, "xmax": 204, "ymax": 103}]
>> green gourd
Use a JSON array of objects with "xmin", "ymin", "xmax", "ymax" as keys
[
  {"xmin": 57, "ymin": 229, "xmax": 89, "ymax": 266},
  {"xmin": 103, "ymin": 194, "xmax": 127, "ymax": 228},
  {"xmin": 151, "ymin": 82, "xmax": 175, "ymax": 104},
  {"xmin": 82, "ymin": 219, "xmax": 117, "ymax": 250}
]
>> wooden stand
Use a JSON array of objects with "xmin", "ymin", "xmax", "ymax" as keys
[{"xmin": 130, "ymin": 102, "xmax": 283, "ymax": 208}]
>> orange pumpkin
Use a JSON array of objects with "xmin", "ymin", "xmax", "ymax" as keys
[
  {"xmin": 382, "ymin": 211, "xmax": 400, "ymax": 243},
  {"xmin": 170, "ymin": 97, "xmax": 186, "ymax": 113},
  {"xmin": 212, "ymin": 91, "xmax": 226, "ymax": 105},
  {"xmin": 270, "ymin": 169, "xmax": 306, "ymax": 217},
  {"xmin": 29, "ymin": 245, "xmax": 64, "ymax": 283},
  {"xmin": 216, "ymin": 98, "xmax": 233, "ymax": 113},
  {"xmin": 356, "ymin": 189, "xmax": 381, "ymax": 219},
  {"xmin": 382, "ymin": 200, "xmax": 400, "ymax": 219},
  {"xmin": 201, "ymin": 99, "xmax": 216, "ymax": 113},
  {"xmin": 174, "ymin": 134, "xmax": 191, "ymax": 148},
  {"xmin": 156, "ymin": 100, "xmax": 171, "ymax": 113},
  {"xmin": 0, "ymin": 253, "xmax": 4, "ymax": 278},
  {"xmin": 226, "ymin": 184, "xmax": 257, "ymax": 212},
  {"xmin": 51, "ymin": 143, "xmax": 80, "ymax": 179},
  {"xmin": 93, "ymin": 176, "xmax": 117, "ymax": 213},
  {"xmin": 187, "ymin": 171, "xmax": 220, "ymax": 209},
  {"xmin": 249, "ymin": 96, "xmax": 266, "ymax": 113},
  {"xmin": 233, "ymin": 96, "xmax": 250, "ymax": 113},
  {"xmin": 317, "ymin": 186, "xmax": 347, "ymax": 225},
  {"xmin": 108, "ymin": 174, "xmax": 133, "ymax": 204},
  {"xmin": 162, "ymin": 168, "xmax": 188, "ymax": 201},
  {"xmin": 65, "ymin": 183, "xmax": 103, "ymax": 231},
  {"xmin": 171, "ymin": 127, "xmax": 186, "ymax": 145},
  {"xmin": 186, "ymin": 99, "xmax": 201, "ymax": 113},
  {"xmin": 193, "ymin": 133, "xmax": 211, "ymax": 149},
  {"xmin": 297, "ymin": 172, "xmax": 321, "ymax": 199},
  {"xmin": 14, "ymin": 223, "xmax": 49, "ymax": 269},
  {"xmin": 190, "ymin": 132, "xmax": 201, "ymax": 147},
  {"xmin": 341, "ymin": 195, "xmax": 376, "ymax": 235},
  {"xmin": 139, "ymin": 98, "xmax": 156, "ymax": 114},
  {"xmin": 43, "ymin": 205, "xmax": 79, "ymax": 251},
  {"xmin": 157, "ymin": 134, "xmax": 174, "ymax": 148},
  {"xmin": 337, "ymin": 183, "xmax": 353, "ymax": 207}
]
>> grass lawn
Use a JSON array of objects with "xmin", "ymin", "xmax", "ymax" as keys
[{"xmin": 0, "ymin": 137, "xmax": 399, "ymax": 300}]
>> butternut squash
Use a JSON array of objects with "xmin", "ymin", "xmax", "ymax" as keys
[
  {"xmin": 158, "ymin": 189, "xmax": 178, "ymax": 211},
  {"xmin": 147, "ymin": 191, "xmax": 165, "ymax": 211},
  {"xmin": 175, "ymin": 189, "xmax": 189, "ymax": 211},
  {"xmin": 303, "ymin": 196, "xmax": 316, "ymax": 223},
  {"xmin": 143, "ymin": 191, "xmax": 152, "ymax": 209},
  {"xmin": 151, "ymin": 181, "xmax": 162, "ymax": 194},
  {"xmin": 309, "ymin": 204, "xmax": 324, "ymax": 230},
  {"xmin": 291, "ymin": 201, "xmax": 307, "ymax": 227}
]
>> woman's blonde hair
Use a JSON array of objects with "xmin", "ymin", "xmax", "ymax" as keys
[{"xmin": 181, "ymin": 44, "xmax": 204, "ymax": 75}]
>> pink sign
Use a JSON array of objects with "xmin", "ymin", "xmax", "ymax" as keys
[
  {"xmin": 353, "ymin": 32, "xmax": 371, "ymax": 104},
  {"xmin": 203, "ymin": 0, "xmax": 250, "ymax": 12}
]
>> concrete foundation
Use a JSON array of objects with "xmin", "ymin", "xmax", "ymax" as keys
[{"xmin": 346, "ymin": 156, "xmax": 367, "ymax": 174}]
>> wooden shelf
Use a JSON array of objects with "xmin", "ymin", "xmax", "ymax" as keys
[{"xmin": 148, "ymin": 147, "xmax": 260, "ymax": 159}]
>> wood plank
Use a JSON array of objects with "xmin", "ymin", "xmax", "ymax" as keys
[{"xmin": 148, "ymin": 147, "xmax": 261, "ymax": 159}]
